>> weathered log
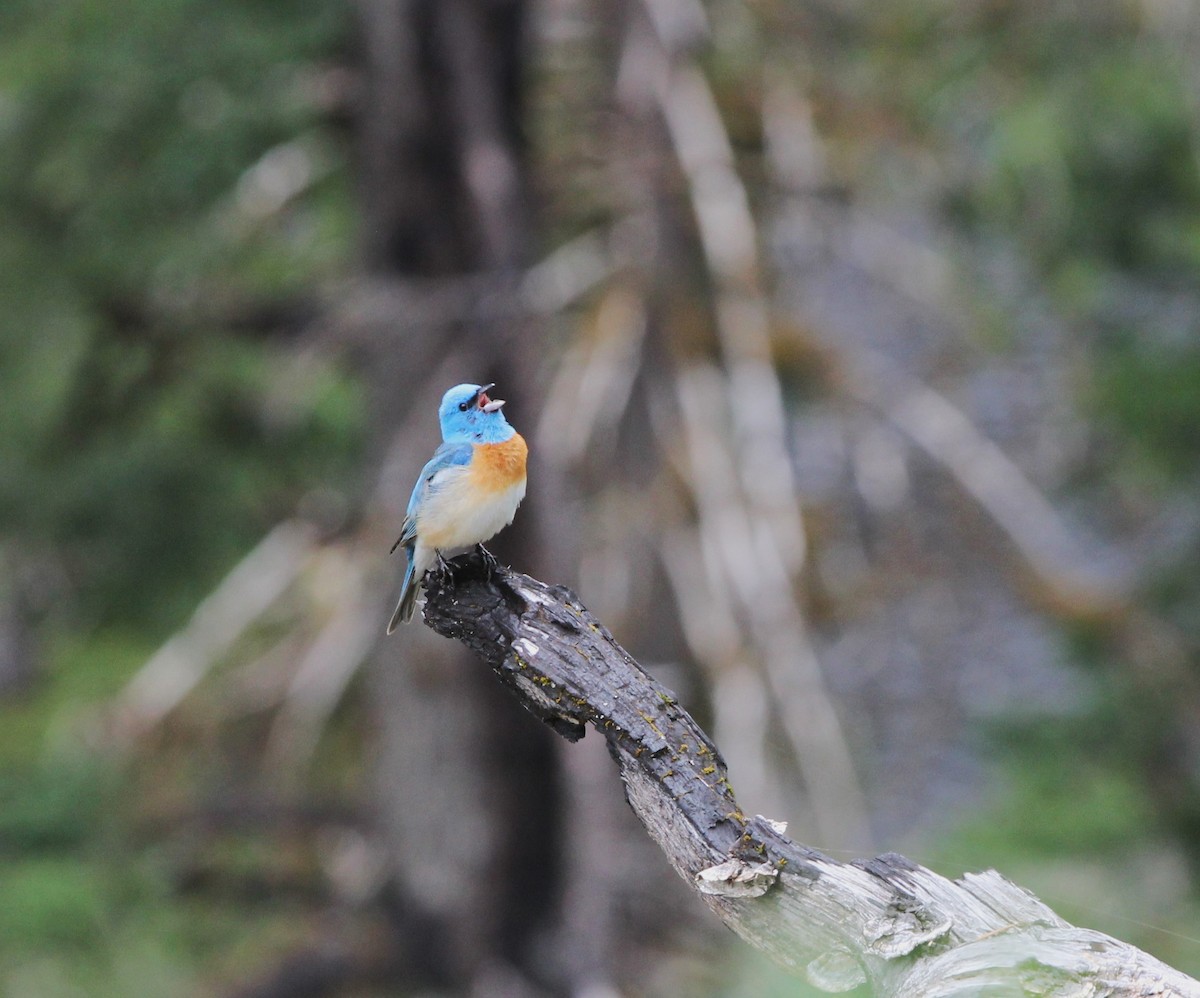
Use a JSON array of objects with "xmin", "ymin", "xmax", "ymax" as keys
[{"xmin": 421, "ymin": 553, "xmax": 1200, "ymax": 997}]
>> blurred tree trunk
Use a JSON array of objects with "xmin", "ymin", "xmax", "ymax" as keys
[
  {"xmin": 0, "ymin": 559, "xmax": 35, "ymax": 698},
  {"xmin": 348, "ymin": 1, "xmax": 719, "ymax": 990},
  {"xmin": 356, "ymin": 0, "xmax": 530, "ymax": 276},
  {"xmin": 352, "ymin": 1, "xmax": 563, "ymax": 992}
]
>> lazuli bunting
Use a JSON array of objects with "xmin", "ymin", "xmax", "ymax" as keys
[{"xmin": 387, "ymin": 382, "xmax": 528, "ymax": 632}]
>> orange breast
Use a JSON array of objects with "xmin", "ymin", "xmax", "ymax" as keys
[{"xmin": 470, "ymin": 433, "xmax": 528, "ymax": 492}]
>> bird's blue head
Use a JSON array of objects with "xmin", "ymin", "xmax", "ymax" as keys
[{"xmin": 438, "ymin": 383, "xmax": 516, "ymax": 443}]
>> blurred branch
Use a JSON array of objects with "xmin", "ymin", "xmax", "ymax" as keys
[
  {"xmin": 840, "ymin": 349, "xmax": 1200, "ymax": 699},
  {"xmin": 420, "ymin": 554, "xmax": 1200, "ymax": 996},
  {"xmin": 318, "ymin": 227, "xmax": 617, "ymax": 351},
  {"xmin": 651, "ymin": 37, "xmax": 808, "ymax": 572},
  {"xmin": 623, "ymin": 0, "xmax": 871, "ymax": 848},
  {"xmin": 112, "ymin": 521, "xmax": 318, "ymax": 744},
  {"xmin": 264, "ymin": 555, "xmax": 378, "ymax": 781},
  {"xmin": 108, "ymin": 226, "xmax": 615, "ymax": 357},
  {"xmin": 536, "ymin": 283, "xmax": 647, "ymax": 467},
  {"xmin": 840, "ymin": 349, "xmax": 1126, "ymax": 615},
  {"xmin": 671, "ymin": 364, "xmax": 871, "ymax": 848},
  {"xmin": 762, "ymin": 73, "xmax": 1126, "ymax": 620},
  {"xmin": 657, "ymin": 523, "xmax": 775, "ymax": 812}
]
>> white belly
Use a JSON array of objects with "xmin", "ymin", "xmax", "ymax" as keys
[{"xmin": 416, "ymin": 474, "xmax": 527, "ymax": 552}]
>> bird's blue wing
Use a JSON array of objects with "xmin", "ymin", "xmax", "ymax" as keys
[
  {"xmin": 390, "ymin": 441, "xmax": 474, "ymax": 553},
  {"xmin": 407, "ymin": 440, "xmax": 474, "ymax": 518}
]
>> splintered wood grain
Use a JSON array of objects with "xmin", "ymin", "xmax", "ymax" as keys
[{"xmin": 420, "ymin": 554, "xmax": 1200, "ymax": 997}]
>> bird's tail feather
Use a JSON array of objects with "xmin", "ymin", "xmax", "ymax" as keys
[{"xmin": 387, "ymin": 552, "xmax": 420, "ymax": 633}]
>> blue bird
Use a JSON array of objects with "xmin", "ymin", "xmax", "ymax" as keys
[{"xmin": 387, "ymin": 383, "xmax": 528, "ymax": 632}]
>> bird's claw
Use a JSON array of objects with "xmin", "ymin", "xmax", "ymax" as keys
[{"xmin": 475, "ymin": 544, "xmax": 501, "ymax": 578}]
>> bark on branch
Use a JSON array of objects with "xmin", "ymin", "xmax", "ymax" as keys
[{"xmin": 421, "ymin": 554, "xmax": 1200, "ymax": 997}]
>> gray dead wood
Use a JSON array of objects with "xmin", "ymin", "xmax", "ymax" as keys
[{"xmin": 421, "ymin": 554, "xmax": 1200, "ymax": 997}]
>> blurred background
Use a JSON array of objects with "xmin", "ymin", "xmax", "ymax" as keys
[{"xmin": 2, "ymin": 0, "xmax": 1200, "ymax": 994}]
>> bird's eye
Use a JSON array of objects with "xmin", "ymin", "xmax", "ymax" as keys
[{"xmin": 458, "ymin": 402, "xmax": 468, "ymax": 411}]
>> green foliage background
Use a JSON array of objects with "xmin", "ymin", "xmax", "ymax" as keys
[
  {"xmin": 0, "ymin": 0, "xmax": 359, "ymax": 629},
  {"xmin": 0, "ymin": 1, "xmax": 365, "ymax": 992},
  {"xmin": 1, "ymin": 0, "xmax": 1199, "ymax": 992}
]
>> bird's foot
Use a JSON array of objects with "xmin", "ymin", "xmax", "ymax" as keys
[
  {"xmin": 474, "ymin": 544, "xmax": 501, "ymax": 578},
  {"xmin": 434, "ymin": 550, "xmax": 452, "ymax": 575}
]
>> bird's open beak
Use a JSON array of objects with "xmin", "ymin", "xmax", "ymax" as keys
[{"xmin": 475, "ymin": 383, "xmax": 505, "ymax": 412}]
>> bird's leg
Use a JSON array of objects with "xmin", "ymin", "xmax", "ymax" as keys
[
  {"xmin": 434, "ymin": 550, "xmax": 452, "ymax": 575},
  {"xmin": 475, "ymin": 544, "xmax": 500, "ymax": 578}
]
